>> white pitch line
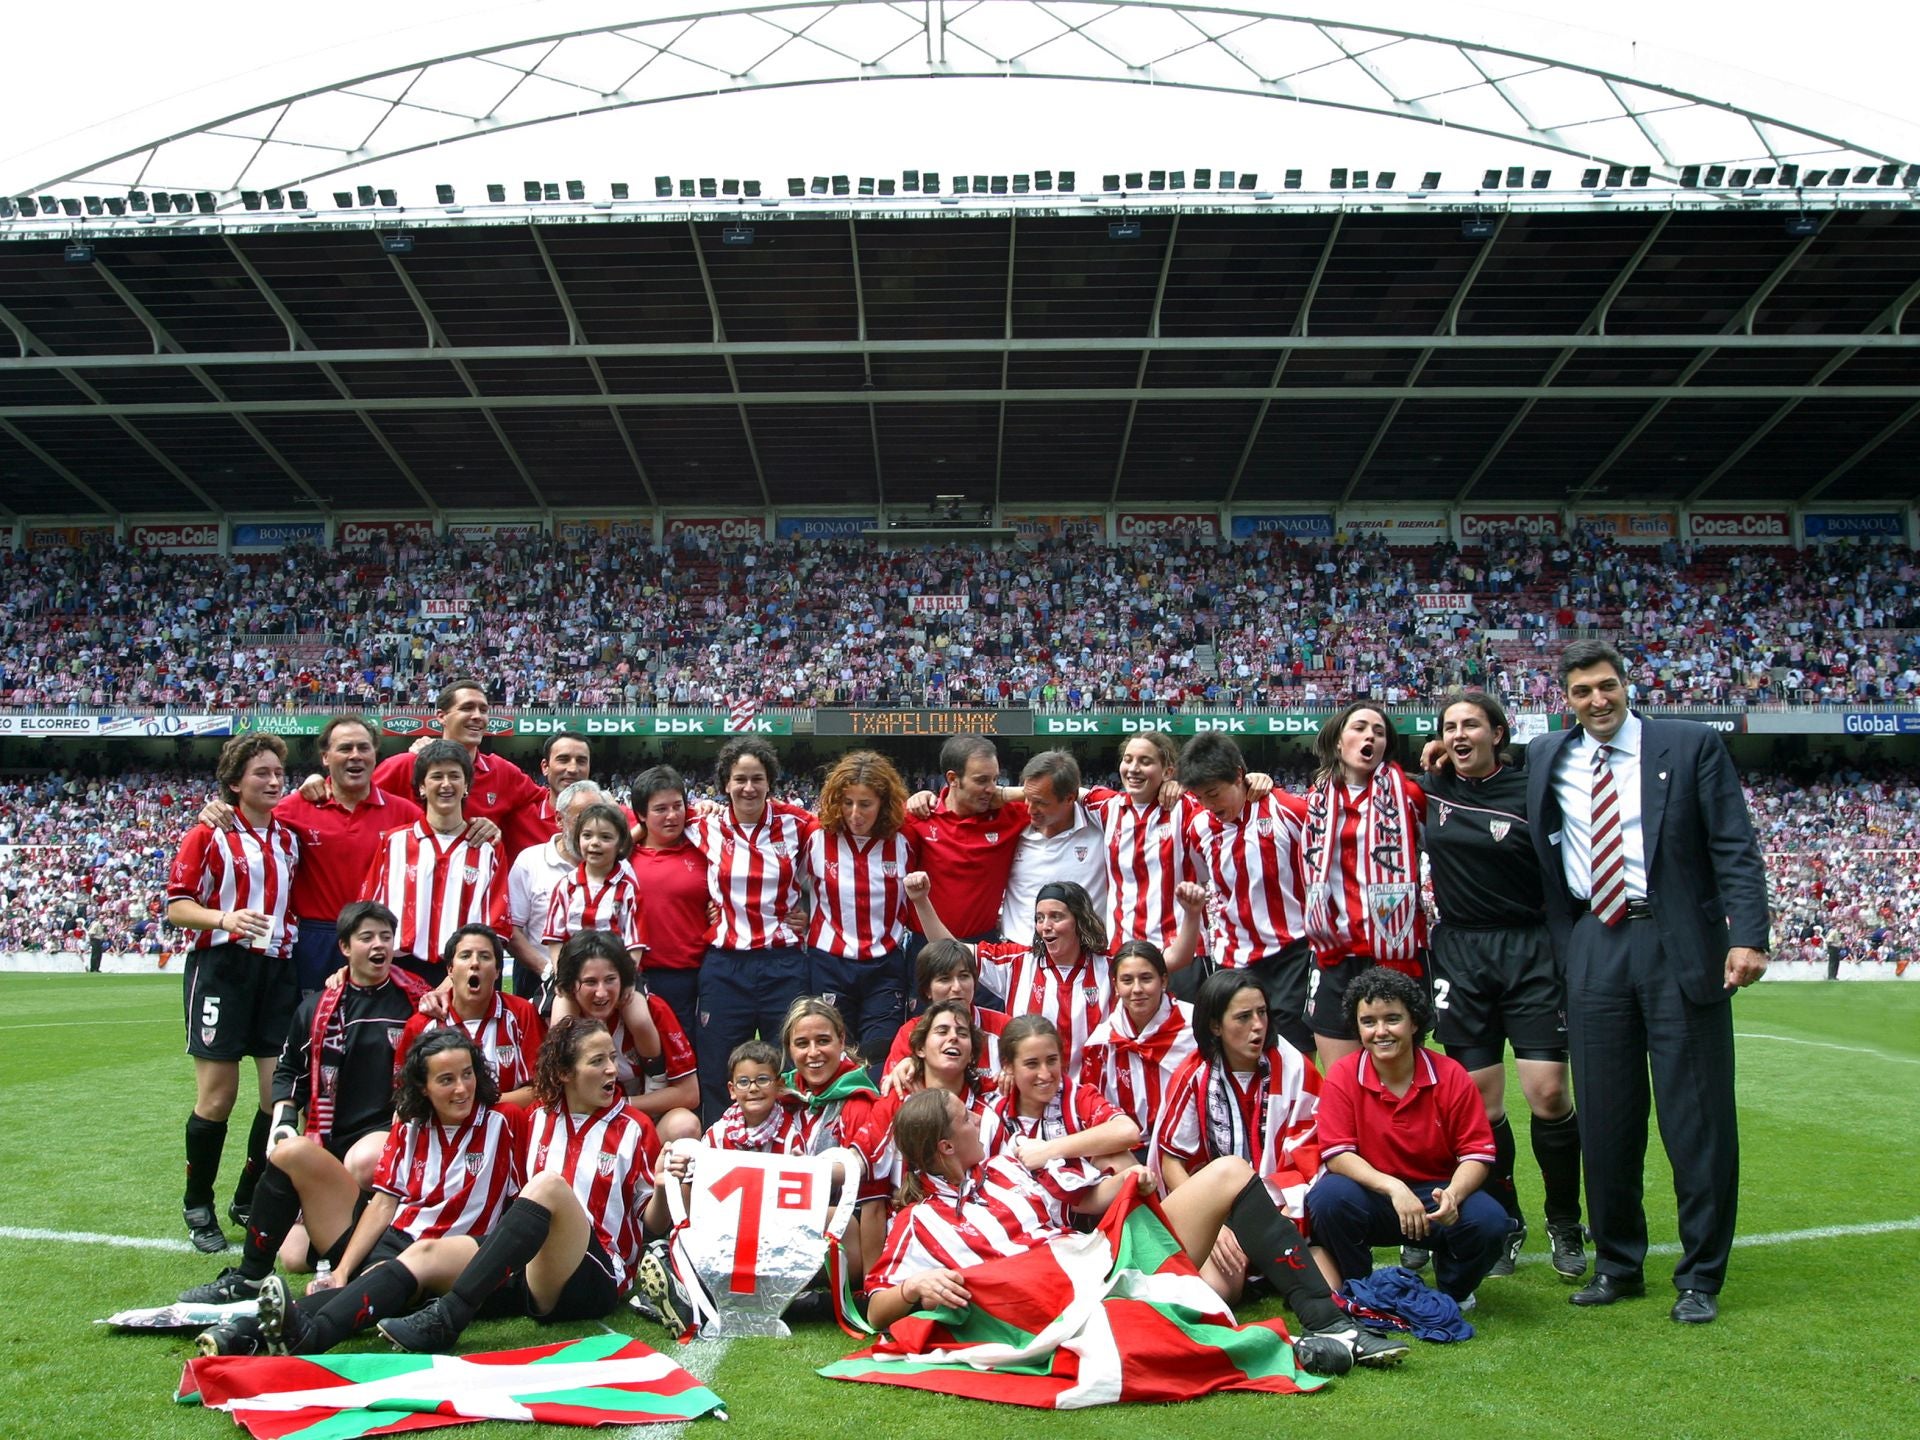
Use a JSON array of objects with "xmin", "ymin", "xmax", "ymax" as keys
[
  {"xmin": 0, "ymin": 1016, "xmax": 176, "ymax": 1030},
  {"xmin": 1735, "ymin": 1032, "xmax": 1920, "ymax": 1065},
  {"xmin": 1513, "ymin": 1214, "xmax": 1920, "ymax": 1266},
  {"xmin": 0, "ymin": 1224, "xmax": 194, "ymax": 1253},
  {"xmin": 630, "ymin": 1334, "xmax": 733, "ymax": 1439}
]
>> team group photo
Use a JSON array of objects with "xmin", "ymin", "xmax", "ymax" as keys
[{"xmin": 1, "ymin": 2, "xmax": 1916, "ymax": 1437}]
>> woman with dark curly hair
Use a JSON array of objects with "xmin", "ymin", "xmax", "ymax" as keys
[
  {"xmin": 1305, "ymin": 967, "xmax": 1507, "ymax": 1305},
  {"xmin": 803, "ymin": 749, "xmax": 915, "ymax": 1066},
  {"xmin": 195, "ymin": 1029, "xmax": 523, "ymax": 1356},
  {"xmin": 376, "ymin": 1016, "xmax": 669, "ymax": 1353}
]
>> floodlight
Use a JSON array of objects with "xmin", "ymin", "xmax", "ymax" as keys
[
  {"xmin": 488, "ymin": 184, "xmax": 507, "ymax": 202},
  {"xmin": 84, "ymin": 196, "xmax": 103, "ymax": 215},
  {"xmin": 565, "ymin": 180, "xmax": 584, "ymax": 200},
  {"xmin": 1421, "ymin": 171, "xmax": 1441, "ymax": 189},
  {"xmin": 333, "ymin": 191, "xmax": 353, "ymax": 208},
  {"xmin": 358, "ymin": 185, "xmax": 377, "ymax": 206},
  {"xmin": 611, "ymin": 182, "xmax": 629, "ymax": 200},
  {"xmin": 436, "ymin": 185, "xmax": 455, "ymax": 204}
]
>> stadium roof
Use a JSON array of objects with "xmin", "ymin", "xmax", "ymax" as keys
[
  {"xmin": 3, "ymin": 202, "xmax": 1917, "ymax": 520},
  {"xmin": 1, "ymin": 3, "xmax": 1915, "ymax": 522}
]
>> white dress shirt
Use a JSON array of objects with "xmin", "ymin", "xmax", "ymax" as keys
[{"xmin": 1551, "ymin": 711, "xmax": 1649, "ymax": 902}]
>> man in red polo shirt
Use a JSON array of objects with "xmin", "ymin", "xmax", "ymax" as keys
[
  {"xmin": 368, "ymin": 680, "xmax": 547, "ymax": 858},
  {"xmin": 201, "ymin": 716, "xmax": 423, "ymax": 995},
  {"xmin": 1306, "ymin": 966, "xmax": 1507, "ymax": 1305}
]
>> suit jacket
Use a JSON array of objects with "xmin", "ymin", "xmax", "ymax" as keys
[{"xmin": 1527, "ymin": 714, "xmax": 1770, "ymax": 1006}]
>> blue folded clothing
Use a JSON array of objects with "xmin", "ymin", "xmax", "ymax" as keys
[{"xmin": 1338, "ymin": 1265, "xmax": 1475, "ymax": 1342}]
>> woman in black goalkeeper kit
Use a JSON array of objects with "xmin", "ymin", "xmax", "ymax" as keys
[{"xmin": 1417, "ymin": 693, "xmax": 1585, "ymax": 1281}]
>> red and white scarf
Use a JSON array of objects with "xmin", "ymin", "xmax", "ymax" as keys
[
  {"xmin": 710, "ymin": 1094, "xmax": 807, "ymax": 1154},
  {"xmin": 305, "ymin": 971, "xmax": 426, "ymax": 1143},
  {"xmin": 1198, "ymin": 1046, "xmax": 1322, "ymax": 1216},
  {"xmin": 1304, "ymin": 760, "xmax": 1421, "ymax": 964}
]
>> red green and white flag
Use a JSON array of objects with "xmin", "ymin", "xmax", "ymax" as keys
[
  {"xmin": 177, "ymin": 1332, "xmax": 725, "ymax": 1437},
  {"xmin": 819, "ymin": 1187, "xmax": 1328, "ymax": 1408}
]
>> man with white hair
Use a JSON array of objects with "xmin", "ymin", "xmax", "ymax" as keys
[{"xmin": 505, "ymin": 778, "xmax": 606, "ymax": 1003}]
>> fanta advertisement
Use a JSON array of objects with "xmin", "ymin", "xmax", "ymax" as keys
[{"xmin": 1576, "ymin": 511, "xmax": 1678, "ymax": 544}]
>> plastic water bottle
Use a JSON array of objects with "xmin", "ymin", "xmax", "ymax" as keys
[{"xmin": 313, "ymin": 1260, "xmax": 334, "ymax": 1290}]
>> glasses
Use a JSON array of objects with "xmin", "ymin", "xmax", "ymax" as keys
[{"xmin": 730, "ymin": 1075, "xmax": 776, "ymax": 1091}]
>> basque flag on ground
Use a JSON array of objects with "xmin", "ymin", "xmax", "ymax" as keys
[
  {"xmin": 178, "ymin": 1332, "xmax": 725, "ymax": 1436},
  {"xmin": 820, "ymin": 1187, "xmax": 1328, "ymax": 1408}
]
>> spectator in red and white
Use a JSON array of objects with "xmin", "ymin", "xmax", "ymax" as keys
[
  {"xmin": 359, "ymin": 741, "xmax": 510, "ymax": 985},
  {"xmin": 803, "ymin": 749, "xmax": 916, "ymax": 1068},
  {"xmin": 686, "ymin": 736, "xmax": 815, "ymax": 1124},
  {"xmin": 1085, "ymin": 732, "xmax": 1207, "ymax": 961},
  {"xmin": 1178, "ymin": 732, "xmax": 1315, "ymax": 1056},
  {"xmin": 542, "ymin": 801, "xmax": 646, "ymax": 971},
  {"xmin": 504, "ymin": 778, "xmax": 606, "ymax": 1003},
  {"xmin": 165, "ymin": 732, "xmax": 302, "ymax": 1253}
]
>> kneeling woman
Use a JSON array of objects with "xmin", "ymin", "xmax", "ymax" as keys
[
  {"xmin": 196, "ymin": 1030, "xmax": 522, "ymax": 1355},
  {"xmin": 378, "ymin": 1017, "xmax": 669, "ymax": 1351},
  {"xmin": 866, "ymin": 1088, "xmax": 1400, "ymax": 1372},
  {"xmin": 1305, "ymin": 967, "xmax": 1507, "ymax": 1305}
]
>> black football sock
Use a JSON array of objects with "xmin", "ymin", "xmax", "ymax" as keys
[
  {"xmin": 1226, "ymin": 1177, "xmax": 1344, "ymax": 1332},
  {"xmin": 231, "ymin": 1110, "xmax": 273, "ymax": 1210},
  {"xmin": 184, "ymin": 1114, "xmax": 227, "ymax": 1210},
  {"xmin": 240, "ymin": 1166, "xmax": 301, "ymax": 1282},
  {"xmin": 440, "ymin": 1198, "xmax": 551, "ymax": 1331},
  {"xmin": 295, "ymin": 1263, "xmax": 420, "ymax": 1353},
  {"xmin": 1531, "ymin": 1109, "xmax": 1583, "ymax": 1229},
  {"xmin": 1488, "ymin": 1113, "xmax": 1522, "ymax": 1222}
]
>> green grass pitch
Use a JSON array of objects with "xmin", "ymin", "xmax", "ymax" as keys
[{"xmin": 2, "ymin": 973, "xmax": 1915, "ymax": 1440}]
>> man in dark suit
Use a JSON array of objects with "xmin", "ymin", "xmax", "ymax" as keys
[{"xmin": 1526, "ymin": 640, "xmax": 1769, "ymax": 1325}]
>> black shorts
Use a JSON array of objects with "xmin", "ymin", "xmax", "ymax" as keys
[
  {"xmin": 184, "ymin": 942, "xmax": 298, "ymax": 1061},
  {"xmin": 1303, "ymin": 955, "xmax": 1378, "ymax": 1039},
  {"xmin": 1429, "ymin": 923, "xmax": 1567, "ymax": 1070},
  {"xmin": 516, "ymin": 1232, "xmax": 622, "ymax": 1323}
]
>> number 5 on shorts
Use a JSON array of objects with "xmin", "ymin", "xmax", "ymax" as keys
[{"xmin": 200, "ymin": 994, "xmax": 221, "ymax": 1029}]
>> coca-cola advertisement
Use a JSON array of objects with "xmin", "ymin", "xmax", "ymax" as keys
[
  {"xmin": 1458, "ymin": 511, "xmax": 1561, "ymax": 540},
  {"xmin": 1116, "ymin": 510, "xmax": 1220, "ymax": 539},
  {"xmin": 665, "ymin": 515, "xmax": 768, "ymax": 542},
  {"xmin": 128, "ymin": 522, "xmax": 222, "ymax": 553},
  {"xmin": 339, "ymin": 518, "xmax": 436, "ymax": 548}
]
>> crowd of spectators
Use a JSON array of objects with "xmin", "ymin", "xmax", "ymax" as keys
[
  {"xmin": 2, "ymin": 760, "xmax": 1910, "ymax": 971},
  {"xmin": 3, "ymin": 527, "xmax": 1917, "ymax": 714}
]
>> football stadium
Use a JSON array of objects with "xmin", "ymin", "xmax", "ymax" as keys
[{"xmin": 1, "ymin": 3, "xmax": 1916, "ymax": 1437}]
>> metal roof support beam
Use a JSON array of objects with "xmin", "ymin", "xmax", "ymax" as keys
[
  {"xmin": 685, "ymin": 220, "xmax": 772, "ymax": 508},
  {"xmin": 1571, "ymin": 225, "xmax": 1820, "ymax": 501},
  {"xmin": 1110, "ymin": 217, "xmax": 1183, "ymax": 504},
  {"xmin": 1456, "ymin": 212, "xmax": 1671, "ymax": 504},
  {"xmin": 1224, "ymin": 213, "xmax": 1343, "ymax": 506},
  {"xmin": 847, "ymin": 217, "xmax": 884, "ymax": 506},
  {"xmin": 1343, "ymin": 215, "xmax": 1504, "ymax": 502},
  {"xmin": 15, "ymin": 384, "xmax": 1916, "ymax": 423},
  {"xmin": 528, "ymin": 225, "xmax": 659, "ymax": 508},
  {"xmin": 1801, "ymin": 397, "xmax": 1920, "ymax": 504},
  {"xmin": 221, "ymin": 235, "xmax": 445, "ymax": 512},
  {"xmin": 993, "ymin": 216, "xmax": 1018, "ymax": 513},
  {"xmin": 89, "ymin": 259, "xmax": 332, "ymax": 510},
  {"xmin": 0, "ymin": 300, "xmax": 224, "ymax": 513},
  {"xmin": 1686, "ymin": 272, "xmax": 1920, "ymax": 504},
  {"xmin": 385, "ymin": 248, "xmax": 548, "ymax": 508},
  {"xmin": 4, "ymin": 330, "xmax": 1917, "ymax": 376},
  {"xmin": 0, "ymin": 418, "xmax": 119, "ymax": 514}
]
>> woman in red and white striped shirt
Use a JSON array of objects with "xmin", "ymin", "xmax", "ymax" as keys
[
  {"xmin": 1079, "ymin": 938, "xmax": 1199, "ymax": 1143},
  {"xmin": 199, "ymin": 1029, "xmax": 524, "ymax": 1356},
  {"xmin": 167, "ymin": 732, "xmax": 302, "ymax": 1254},
  {"xmin": 543, "ymin": 802, "xmax": 645, "ymax": 971},
  {"xmin": 804, "ymin": 750, "xmax": 915, "ymax": 1068},
  {"xmin": 378, "ymin": 1016, "xmax": 670, "ymax": 1353},
  {"xmin": 359, "ymin": 741, "xmax": 510, "ymax": 986},
  {"xmin": 1089, "ymin": 733, "xmax": 1207, "ymax": 954},
  {"xmin": 687, "ymin": 738, "xmax": 816, "ymax": 1124}
]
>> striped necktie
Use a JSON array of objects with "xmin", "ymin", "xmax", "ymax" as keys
[{"xmin": 1588, "ymin": 743, "xmax": 1627, "ymax": 926}]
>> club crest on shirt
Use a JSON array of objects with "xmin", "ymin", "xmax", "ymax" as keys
[
  {"xmin": 1434, "ymin": 802, "xmax": 1451, "ymax": 826},
  {"xmin": 1255, "ymin": 818, "xmax": 1274, "ymax": 836},
  {"xmin": 496, "ymin": 1044, "xmax": 516, "ymax": 1067},
  {"xmin": 533, "ymin": 1145, "xmax": 549, "ymax": 1170},
  {"xmin": 1074, "ymin": 845, "xmax": 1090, "ymax": 862},
  {"xmin": 200, "ymin": 1026, "xmax": 217, "ymax": 1047},
  {"xmin": 881, "ymin": 861, "xmax": 899, "ymax": 877},
  {"xmin": 1489, "ymin": 820, "xmax": 1511, "ymax": 842},
  {"xmin": 924, "ymin": 826, "xmax": 939, "ymax": 842},
  {"xmin": 462, "ymin": 866, "xmax": 480, "ymax": 884},
  {"xmin": 484, "ymin": 791, "xmax": 498, "ymax": 806},
  {"xmin": 984, "ymin": 831, "xmax": 999, "ymax": 843},
  {"xmin": 386, "ymin": 1026, "xmax": 404, "ymax": 1046},
  {"xmin": 596, "ymin": 1152, "xmax": 617, "ymax": 1177},
  {"xmin": 463, "ymin": 1151, "xmax": 484, "ymax": 1173},
  {"xmin": 821, "ymin": 991, "xmax": 839, "ymax": 1008}
]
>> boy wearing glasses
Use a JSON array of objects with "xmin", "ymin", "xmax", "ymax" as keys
[{"xmin": 699, "ymin": 1040, "xmax": 807, "ymax": 1154}]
